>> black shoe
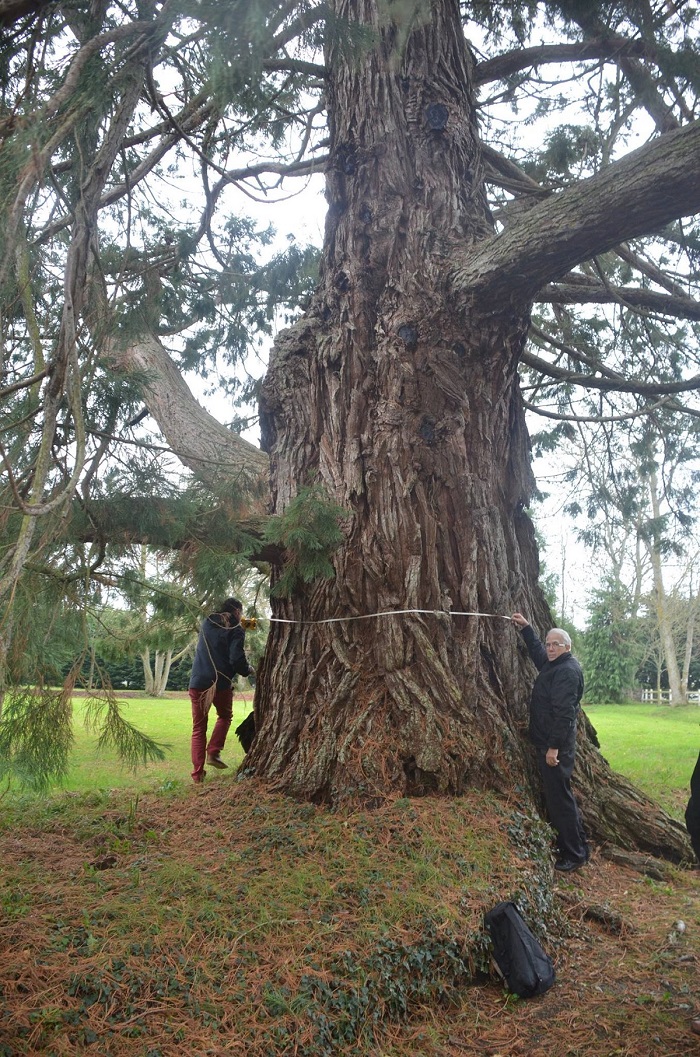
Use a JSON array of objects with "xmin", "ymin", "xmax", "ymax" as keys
[
  {"xmin": 206, "ymin": 753, "xmax": 228, "ymax": 769},
  {"xmin": 554, "ymin": 857, "xmax": 586, "ymax": 872}
]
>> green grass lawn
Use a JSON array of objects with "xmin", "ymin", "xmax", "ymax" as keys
[
  {"xmin": 11, "ymin": 697, "xmax": 700, "ymax": 810},
  {"xmin": 583, "ymin": 701, "xmax": 700, "ymax": 813},
  {"xmin": 58, "ymin": 693, "xmax": 254, "ymax": 794}
]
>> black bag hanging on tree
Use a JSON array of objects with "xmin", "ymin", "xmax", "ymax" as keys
[{"xmin": 484, "ymin": 901, "xmax": 556, "ymax": 998}]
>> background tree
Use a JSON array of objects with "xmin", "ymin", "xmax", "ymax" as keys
[
  {"xmin": 635, "ymin": 582, "xmax": 700, "ymax": 700},
  {"xmin": 581, "ymin": 577, "xmax": 643, "ymax": 703},
  {"xmin": 550, "ymin": 410, "xmax": 700, "ymax": 702},
  {"xmin": 2, "ymin": 0, "xmax": 700, "ymax": 857},
  {"xmin": 90, "ymin": 603, "xmax": 191, "ymax": 697},
  {"xmin": 121, "ymin": 547, "xmax": 193, "ymax": 698}
]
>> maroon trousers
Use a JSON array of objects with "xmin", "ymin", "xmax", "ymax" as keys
[{"xmin": 189, "ymin": 687, "xmax": 233, "ymax": 781}]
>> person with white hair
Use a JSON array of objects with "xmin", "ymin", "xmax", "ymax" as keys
[
  {"xmin": 686, "ymin": 749, "xmax": 700, "ymax": 865},
  {"xmin": 512, "ymin": 613, "xmax": 589, "ymax": 872},
  {"xmin": 687, "ymin": 750, "xmax": 700, "ymax": 1036}
]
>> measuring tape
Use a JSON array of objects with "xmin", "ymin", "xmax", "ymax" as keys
[{"xmin": 242, "ymin": 608, "xmax": 512, "ymax": 627}]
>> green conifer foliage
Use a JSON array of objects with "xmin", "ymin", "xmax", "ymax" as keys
[
  {"xmin": 264, "ymin": 485, "xmax": 347, "ymax": 598},
  {"xmin": 582, "ymin": 578, "xmax": 642, "ymax": 704}
]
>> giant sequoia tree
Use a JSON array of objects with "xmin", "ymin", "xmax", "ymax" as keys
[{"xmin": 2, "ymin": 0, "xmax": 700, "ymax": 857}]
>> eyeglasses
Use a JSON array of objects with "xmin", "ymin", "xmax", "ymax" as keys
[{"xmin": 545, "ymin": 641, "xmax": 567, "ymax": 648}]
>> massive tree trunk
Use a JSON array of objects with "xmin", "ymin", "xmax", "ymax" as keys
[{"xmin": 244, "ymin": 0, "xmax": 689, "ymax": 859}]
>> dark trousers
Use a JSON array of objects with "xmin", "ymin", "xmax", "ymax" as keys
[
  {"xmin": 686, "ymin": 750, "xmax": 700, "ymax": 862},
  {"xmin": 536, "ymin": 747, "xmax": 588, "ymax": 863}
]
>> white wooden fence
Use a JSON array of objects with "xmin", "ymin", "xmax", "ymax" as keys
[{"xmin": 641, "ymin": 688, "xmax": 700, "ymax": 704}]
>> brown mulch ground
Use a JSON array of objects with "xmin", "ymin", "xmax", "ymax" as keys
[
  {"xmin": 454, "ymin": 859, "xmax": 700, "ymax": 1057},
  {"xmin": 0, "ymin": 780, "xmax": 698, "ymax": 1056}
]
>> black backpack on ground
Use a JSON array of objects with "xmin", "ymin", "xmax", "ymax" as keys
[{"xmin": 484, "ymin": 901, "xmax": 556, "ymax": 998}]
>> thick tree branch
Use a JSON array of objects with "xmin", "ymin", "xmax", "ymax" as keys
[
  {"xmin": 0, "ymin": 366, "xmax": 50, "ymax": 399},
  {"xmin": 538, "ymin": 281, "xmax": 700, "ymax": 320},
  {"xmin": 34, "ymin": 99, "xmax": 213, "ymax": 246},
  {"xmin": 0, "ymin": 0, "xmax": 57, "ymax": 26},
  {"xmin": 567, "ymin": 10, "xmax": 689, "ymax": 132},
  {"xmin": 528, "ymin": 322, "xmax": 653, "ymax": 381},
  {"xmin": 452, "ymin": 119, "xmax": 700, "ymax": 307},
  {"xmin": 522, "ymin": 396, "xmax": 681, "ymax": 424},
  {"xmin": 481, "ymin": 142, "xmax": 550, "ymax": 199},
  {"xmin": 66, "ymin": 497, "xmax": 280, "ymax": 563},
  {"xmin": 106, "ymin": 333, "xmax": 269, "ymax": 502},
  {"xmin": 270, "ymin": 2, "xmax": 328, "ymax": 52},
  {"xmin": 612, "ymin": 242, "xmax": 693, "ymax": 300},
  {"xmin": 474, "ymin": 39, "xmax": 654, "ymax": 87},
  {"xmin": 520, "ymin": 348, "xmax": 700, "ymax": 397},
  {"xmin": 263, "ymin": 57, "xmax": 327, "ymax": 77}
]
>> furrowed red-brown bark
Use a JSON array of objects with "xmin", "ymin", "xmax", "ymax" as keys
[{"xmin": 242, "ymin": 0, "xmax": 690, "ymax": 861}]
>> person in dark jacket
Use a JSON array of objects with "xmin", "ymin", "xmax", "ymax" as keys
[
  {"xmin": 512, "ymin": 612, "xmax": 589, "ymax": 872},
  {"xmin": 189, "ymin": 597, "xmax": 253, "ymax": 783},
  {"xmin": 686, "ymin": 751, "xmax": 700, "ymax": 1036},
  {"xmin": 686, "ymin": 749, "xmax": 700, "ymax": 863}
]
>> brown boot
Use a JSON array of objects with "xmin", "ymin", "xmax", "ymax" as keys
[{"xmin": 207, "ymin": 753, "xmax": 228, "ymax": 769}]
